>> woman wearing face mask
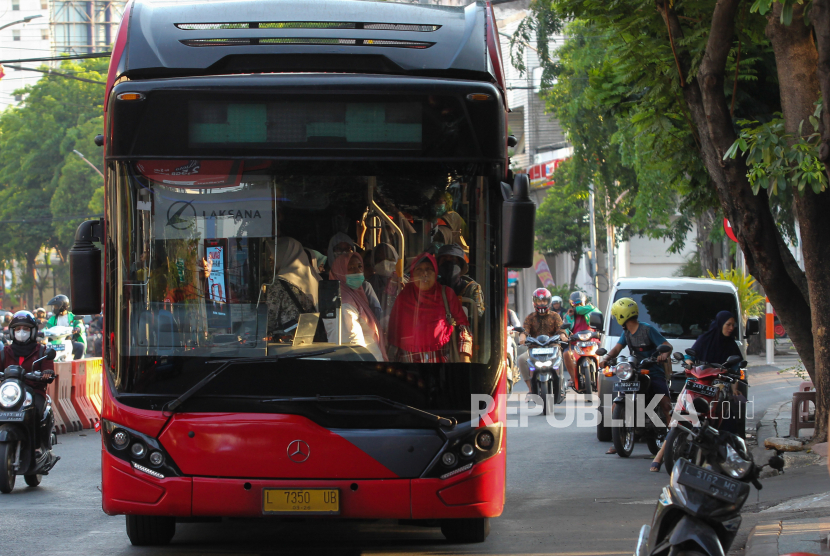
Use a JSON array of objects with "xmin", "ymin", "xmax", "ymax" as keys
[
  {"xmin": 326, "ymin": 232, "xmax": 383, "ymax": 320},
  {"xmin": 368, "ymin": 243, "xmax": 405, "ymax": 329},
  {"xmin": 432, "ymin": 190, "xmax": 468, "ymax": 242},
  {"xmin": 387, "ymin": 253, "xmax": 472, "ymax": 363},
  {"xmin": 325, "ymin": 253, "xmax": 387, "ymax": 361}
]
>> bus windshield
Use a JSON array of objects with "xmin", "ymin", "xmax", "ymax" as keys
[{"xmin": 107, "ymin": 160, "xmax": 499, "ymax": 413}]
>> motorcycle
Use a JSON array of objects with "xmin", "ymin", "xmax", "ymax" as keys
[
  {"xmin": 663, "ymin": 349, "xmax": 748, "ymax": 473},
  {"xmin": 0, "ymin": 348, "xmax": 60, "ymax": 493},
  {"xmin": 41, "ymin": 325, "xmax": 76, "ymax": 362},
  {"xmin": 506, "ymin": 310, "xmax": 521, "ymax": 395},
  {"xmin": 517, "ymin": 326, "xmax": 568, "ymax": 415},
  {"xmin": 601, "ymin": 344, "xmax": 671, "ymax": 457},
  {"xmin": 563, "ymin": 311, "xmax": 604, "ymax": 394},
  {"xmin": 635, "ymin": 420, "xmax": 784, "ymax": 556}
]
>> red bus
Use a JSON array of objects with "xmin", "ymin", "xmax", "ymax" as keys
[{"xmin": 69, "ymin": 0, "xmax": 535, "ymax": 546}]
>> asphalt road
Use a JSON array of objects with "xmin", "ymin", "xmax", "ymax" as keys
[{"xmin": 0, "ymin": 362, "xmax": 822, "ymax": 556}]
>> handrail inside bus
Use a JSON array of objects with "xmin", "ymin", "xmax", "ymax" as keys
[{"xmin": 367, "ymin": 177, "xmax": 404, "ymax": 277}]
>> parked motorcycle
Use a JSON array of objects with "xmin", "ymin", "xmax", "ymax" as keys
[
  {"xmin": 601, "ymin": 344, "xmax": 671, "ymax": 457},
  {"xmin": 517, "ymin": 326, "xmax": 568, "ymax": 415},
  {"xmin": 663, "ymin": 349, "xmax": 748, "ymax": 473},
  {"xmin": 635, "ymin": 420, "xmax": 784, "ymax": 556},
  {"xmin": 41, "ymin": 325, "xmax": 76, "ymax": 362},
  {"xmin": 0, "ymin": 348, "xmax": 60, "ymax": 493}
]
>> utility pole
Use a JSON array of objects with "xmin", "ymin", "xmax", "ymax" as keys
[
  {"xmin": 588, "ymin": 182, "xmax": 598, "ymax": 302},
  {"xmin": 0, "ymin": 15, "xmax": 42, "ymax": 32}
]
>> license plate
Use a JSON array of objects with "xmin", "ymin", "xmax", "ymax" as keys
[
  {"xmin": 53, "ymin": 344, "xmax": 65, "ymax": 351},
  {"xmin": 532, "ymin": 348, "xmax": 555, "ymax": 355},
  {"xmin": 0, "ymin": 411, "xmax": 24, "ymax": 422},
  {"xmin": 686, "ymin": 381, "xmax": 717, "ymax": 398},
  {"xmin": 614, "ymin": 381, "xmax": 640, "ymax": 392},
  {"xmin": 262, "ymin": 488, "xmax": 340, "ymax": 515},
  {"xmin": 677, "ymin": 463, "xmax": 741, "ymax": 503}
]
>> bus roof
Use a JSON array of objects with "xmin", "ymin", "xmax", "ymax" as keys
[{"xmin": 117, "ymin": 0, "xmax": 503, "ymax": 85}]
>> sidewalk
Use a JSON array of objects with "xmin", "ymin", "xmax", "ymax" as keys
[{"xmin": 746, "ymin": 517, "xmax": 830, "ymax": 555}]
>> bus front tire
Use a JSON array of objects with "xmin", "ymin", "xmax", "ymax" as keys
[
  {"xmin": 126, "ymin": 515, "xmax": 176, "ymax": 546},
  {"xmin": 440, "ymin": 517, "xmax": 490, "ymax": 543}
]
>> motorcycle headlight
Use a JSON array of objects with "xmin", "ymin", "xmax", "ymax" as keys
[
  {"xmin": 577, "ymin": 332, "xmax": 592, "ymax": 341},
  {"xmin": 721, "ymin": 443, "xmax": 753, "ymax": 479},
  {"xmin": 537, "ymin": 360, "xmax": 553, "ymax": 368},
  {"xmin": 615, "ymin": 363, "xmax": 634, "ymax": 381},
  {"xmin": 0, "ymin": 382, "xmax": 22, "ymax": 408}
]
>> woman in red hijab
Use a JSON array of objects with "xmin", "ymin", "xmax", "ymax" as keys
[
  {"xmin": 325, "ymin": 252, "xmax": 388, "ymax": 361},
  {"xmin": 387, "ymin": 253, "xmax": 472, "ymax": 363}
]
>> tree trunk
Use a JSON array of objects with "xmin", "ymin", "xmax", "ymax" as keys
[
  {"xmin": 812, "ymin": 0, "xmax": 830, "ymax": 171},
  {"xmin": 569, "ymin": 253, "xmax": 580, "ymax": 290},
  {"xmin": 655, "ymin": 0, "xmax": 817, "ymax": 385},
  {"xmin": 25, "ymin": 252, "xmax": 38, "ymax": 310},
  {"xmin": 766, "ymin": 2, "xmax": 830, "ymax": 441},
  {"xmin": 696, "ymin": 209, "xmax": 718, "ymax": 274}
]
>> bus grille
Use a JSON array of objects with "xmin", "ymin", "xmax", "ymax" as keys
[
  {"xmin": 175, "ymin": 22, "xmax": 441, "ymax": 32},
  {"xmin": 180, "ymin": 38, "xmax": 434, "ymax": 49}
]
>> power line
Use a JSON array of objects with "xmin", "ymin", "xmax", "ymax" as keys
[
  {"xmin": 4, "ymin": 64, "xmax": 105, "ymax": 84},
  {"xmin": 0, "ymin": 52, "xmax": 110, "ymax": 64}
]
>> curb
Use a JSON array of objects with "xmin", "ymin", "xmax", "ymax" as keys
[{"xmin": 745, "ymin": 521, "xmax": 781, "ymax": 556}]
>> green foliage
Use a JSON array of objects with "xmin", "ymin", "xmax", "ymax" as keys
[
  {"xmin": 0, "ymin": 57, "xmax": 106, "ymax": 300},
  {"xmin": 705, "ymin": 268, "xmax": 766, "ymax": 319},
  {"xmin": 673, "ymin": 251, "xmax": 703, "ymax": 277},
  {"xmin": 725, "ymin": 103, "xmax": 827, "ymax": 196},
  {"xmin": 534, "ymin": 160, "xmax": 590, "ymax": 259}
]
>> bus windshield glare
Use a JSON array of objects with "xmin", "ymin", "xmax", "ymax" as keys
[{"xmin": 108, "ymin": 160, "xmax": 498, "ymax": 412}]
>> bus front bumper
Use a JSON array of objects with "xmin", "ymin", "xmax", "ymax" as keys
[{"xmin": 101, "ymin": 449, "xmax": 505, "ymax": 519}]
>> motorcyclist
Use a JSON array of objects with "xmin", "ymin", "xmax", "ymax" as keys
[
  {"xmin": 517, "ymin": 288, "xmax": 568, "ymax": 401},
  {"xmin": 2, "ymin": 311, "xmax": 55, "ymax": 455},
  {"xmin": 550, "ymin": 296, "xmax": 565, "ymax": 319},
  {"xmin": 563, "ymin": 291, "xmax": 601, "ymax": 388},
  {"xmin": 34, "ymin": 307, "xmax": 48, "ymax": 331},
  {"xmin": 45, "ymin": 295, "xmax": 86, "ymax": 360},
  {"xmin": 599, "ymin": 298, "xmax": 673, "ymax": 458}
]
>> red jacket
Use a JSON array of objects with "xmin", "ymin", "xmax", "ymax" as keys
[{"xmin": 2, "ymin": 344, "xmax": 55, "ymax": 392}]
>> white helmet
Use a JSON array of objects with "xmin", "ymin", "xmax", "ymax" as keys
[{"xmin": 551, "ymin": 296, "xmax": 563, "ymax": 305}]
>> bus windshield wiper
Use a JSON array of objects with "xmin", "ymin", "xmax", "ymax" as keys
[
  {"xmin": 261, "ymin": 394, "xmax": 456, "ymax": 429},
  {"xmin": 163, "ymin": 349, "xmax": 338, "ymax": 414}
]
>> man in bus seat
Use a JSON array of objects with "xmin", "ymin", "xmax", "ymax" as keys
[{"xmin": 517, "ymin": 289, "xmax": 568, "ymax": 402}]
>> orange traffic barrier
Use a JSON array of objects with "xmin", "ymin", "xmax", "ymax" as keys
[
  {"xmin": 53, "ymin": 362, "xmax": 82, "ymax": 432},
  {"xmin": 70, "ymin": 360, "xmax": 99, "ymax": 429},
  {"xmin": 85, "ymin": 358, "xmax": 103, "ymax": 415},
  {"xmin": 45, "ymin": 378, "xmax": 68, "ymax": 434}
]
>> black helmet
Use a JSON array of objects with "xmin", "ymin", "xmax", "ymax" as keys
[
  {"xmin": 48, "ymin": 294, "xmax": 70, "ymax": 315},
  {"xmin": 9, "ymin": 311, "xmax": 37, "ymax": 344},
  {"xmin": 569, "ymin": 291, "xmax": 588, "ymax": 307}
]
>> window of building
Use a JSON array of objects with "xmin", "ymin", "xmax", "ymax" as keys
[
  {"xmin": 12, "ymin": 30, "xmax": 21, "ymax": 41},
  {"xmin": 12, "ymin": 0, "xmax": 20, "ymax": 10},
  {"xmin": 42, "ymin": 29, "xmax": 49, "ymax": 41},
  {"xmin": 14, "ymin": 95, "xmax": 23, "ymax": 102},
  {"xmin": 42, "ymin": 1, "xmax": 48, "ymax": 9}
]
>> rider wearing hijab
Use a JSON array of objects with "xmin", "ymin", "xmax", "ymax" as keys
[
  {"xmin": 325, "ymin": 253, "xmax": 387, "ymax": 361},
  {"xmin": 689, "ymin": 310, "xmax": 742, "ymax": 364}
]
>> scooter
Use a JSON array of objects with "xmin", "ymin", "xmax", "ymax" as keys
[
  {"xmin": 0, "ymin": 348, "xmax": 60, "ymax": 493},
  {"xmin": 564, "ymin": 311, "xmax": 604, "ymax": 394},
  {"xmin": 517, "ymin": 326, "xmax": 568, "ymax": 415},
  {"xmin": 663, "ymin": 349, "xmax": 747, "ymax": 473},
  {"xmin": 601, "ymin": 344, "xmax": 671, "ymax": 457},
  {"xmin": 635, "ymin": 420, "xmax": 784, "ymax": 556},
  {"xmin": 41, "ymin": 326, "xmax": 76, "ymax": 362}
]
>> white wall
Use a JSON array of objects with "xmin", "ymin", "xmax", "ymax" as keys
[{"xmin": 0, "ymin": 0, "xmax": 51, "ymax": 111}]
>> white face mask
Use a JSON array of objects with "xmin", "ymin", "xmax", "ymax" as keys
[
  {"xmin": 374, "ymin": 260, "xmax": 396, "ymax": 277},
  {"xmin": 14, "ymin": 329, "xmax": 31, "ymax": 343}
]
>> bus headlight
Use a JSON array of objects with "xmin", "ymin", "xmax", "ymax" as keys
[{"xmin": 0, "ymin": 382, "xmax": 22, "ymax": 408}]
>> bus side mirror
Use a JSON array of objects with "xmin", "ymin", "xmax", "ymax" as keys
[
  {"xmin": 745, "ymin": 317, "xmax": 760, "ymax": 337},
  {"xmin": 69, "ymin": 219, "xmax": 103, "ymax": 316},
  {"xmin": 501, "ymin": 174, "xmax": 536, "ymax": 268},
  {"xmin": 588, "ymin": 311, "xmax": 604, "ymax": 330}
]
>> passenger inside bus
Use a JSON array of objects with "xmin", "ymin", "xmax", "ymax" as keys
[{"xmin": 264, "ymin": 237, "xmax": 318, "ymax": 341}]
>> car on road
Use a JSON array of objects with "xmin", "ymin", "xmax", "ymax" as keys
[{"xmin": 595, "ymin": 277, "xmax": 760, "ymax": 441}]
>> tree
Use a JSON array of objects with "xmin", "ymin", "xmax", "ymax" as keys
[
  {"xmin": 534, "ymin": 161, "xmax": 590, "ymax": 290},
  {"xmin": 0, "ymin": 58, "xmax": 106, "ymax": 304},
  {"xmin": 516, "ymin": 0, "xmax": 830, "ymax": 441}
]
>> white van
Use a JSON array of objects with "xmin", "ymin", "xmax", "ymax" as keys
[{"xmin": 595, "ymin": 277, "xmax": 759, "ymax": 441}]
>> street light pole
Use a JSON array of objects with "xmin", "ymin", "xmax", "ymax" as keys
[
  {"xmin": 73, "ymin": 150, "xmax": 105, "ymax": 179},
  {"xmin": 588, "ymin": 182, "xmax": 598, "ymax": 302},
  {"xmin": 0, "ymin": 14, "xmax": 43, "ymax": 32}
]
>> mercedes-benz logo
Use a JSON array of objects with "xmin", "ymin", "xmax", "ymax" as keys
[{"xmin": 287, "ymin": 440, "xmax": 310, "ymax": 463}]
